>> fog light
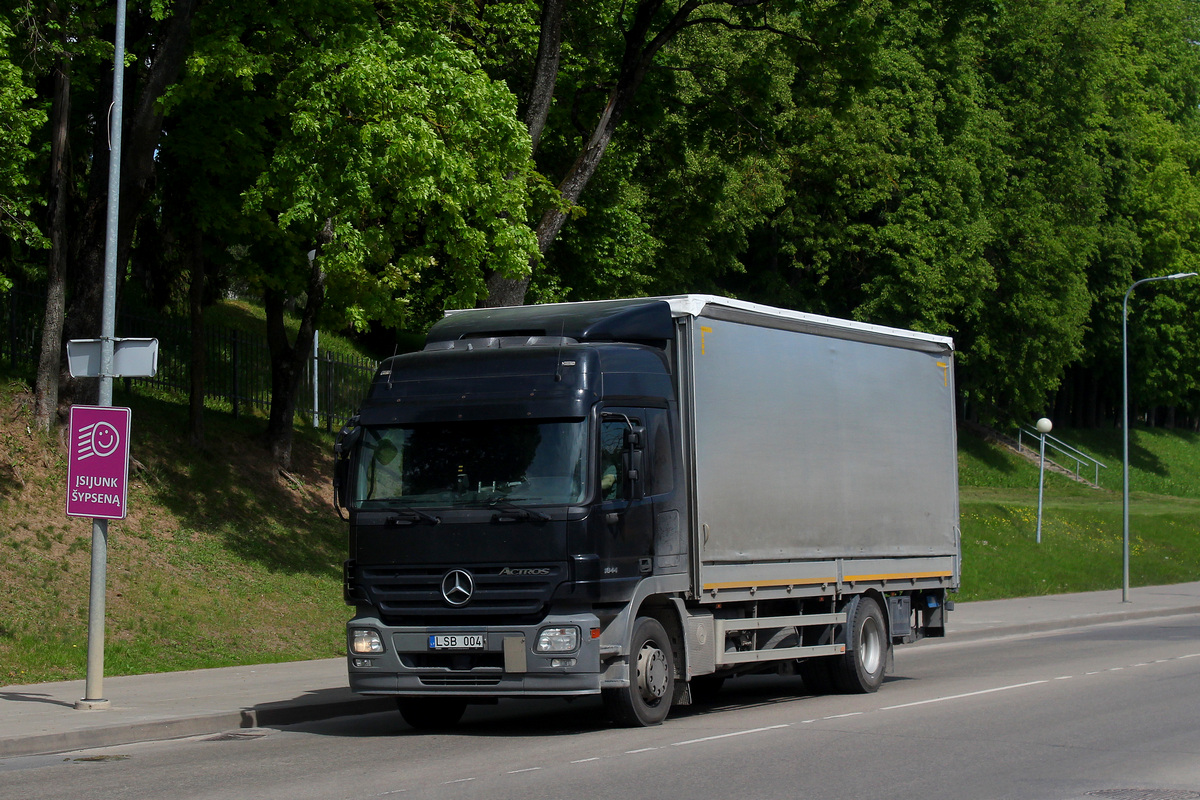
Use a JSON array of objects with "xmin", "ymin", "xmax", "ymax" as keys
[
  {"xmin": 351, "ymin": 629, "xmax": 384, "ymax": 654},
  {"xmin": 536, "ymin": 626, "xmax": 579, "ymax": 653},
  {"xmin": 551, "ymin": 658, "xmax": 577, "ymax": 668},
  {"xmin": 352, "ymin": 658, "xmax": 375, "ymax": 668}
]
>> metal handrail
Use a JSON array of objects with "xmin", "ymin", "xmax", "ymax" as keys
[{"xmin": 1016, "ymin": 426, "xmax": 1107, "ymax": 485}]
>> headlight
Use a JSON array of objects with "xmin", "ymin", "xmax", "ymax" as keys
[
  {"xmin": 536, "ymin": 626, "xmax": 579, "ymax": 653},
  {"xmin": 351, "ymin": 629, "xmax": 384, "ymax": 654}
]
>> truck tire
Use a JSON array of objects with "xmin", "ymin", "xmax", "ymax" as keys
[
  {"xmin": 603, "ymin": 616, "xmax": 675, "ymax": 727},
  {"xmin": 831, "ymin": 596, "xmax": 888, "ymax": 694},
  {"xmin": 396, "ymin": 697, "xmax": 468, "ymax": 731}
]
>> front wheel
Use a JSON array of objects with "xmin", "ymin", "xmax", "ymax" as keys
[{"xmin": 603, "ymin": 616, "xmax": 675, "ymax": 727}]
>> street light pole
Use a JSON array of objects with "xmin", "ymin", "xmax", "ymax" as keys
[
  {"xmin": 1035, "ymin": 417, "xmax": 1052, "ymax": 544},
  {"xmin": 75, "ymin": 0, "xmax": 127, "ymax": 712},
  {"xmin": 1121, "ymin": 272, "xmax": 1197, "ymax": 603}
]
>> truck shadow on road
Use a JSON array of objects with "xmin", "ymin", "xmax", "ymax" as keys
[{"xmin": 282, "ymin": 673, "xmax": 912, "ymax": 740}]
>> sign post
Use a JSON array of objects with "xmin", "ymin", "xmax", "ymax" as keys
[{"xmin": 72, "ymin": 0, "xmax": 127, "ymax": 711}]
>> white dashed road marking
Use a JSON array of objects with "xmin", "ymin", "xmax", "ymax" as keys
[
  {"xmin": 671, "ymin": 724, "xmax": 790, "ymax": 747},
  {"xmin": 879, "ymin": 680, "xmax": 1049, "ymax": 711},
  {"xmin": 365, "ymin": 651, "xmax": 1200, "ymax": 797}
]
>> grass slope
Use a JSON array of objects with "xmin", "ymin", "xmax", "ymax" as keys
[
  {"xmin": 2, "ymin": 370, "xmax": 1198, "ymax": 684},
  {"xmin": 958, "ymin": 428, "xmax": 1200, "ymax": 600},
  {"xmin": 0, "ymin": 377, "xmax": 347, "ymax": 685}
]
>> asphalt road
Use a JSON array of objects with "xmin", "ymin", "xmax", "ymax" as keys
[{"xmin": 4, "ymin": 615, "xmax": 1199, "ymax": 800}]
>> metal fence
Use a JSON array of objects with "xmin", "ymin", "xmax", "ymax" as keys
[
  {"xmin": 1015, "ymin": 424, "xmax": 1108, "ymax": 486},
  {"xmin": 1, "ymin": 288, "xmax": 376, "ymax": 431}
]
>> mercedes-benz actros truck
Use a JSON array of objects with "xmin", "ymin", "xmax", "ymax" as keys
[{"xmin": 334, "ymin": 295, "xmax": 960, "ymax": 728}]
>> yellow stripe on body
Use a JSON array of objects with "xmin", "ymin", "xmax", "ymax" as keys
[{"xmin": 703, "ymin": 570, "xmax": 952, "ymax": 592}]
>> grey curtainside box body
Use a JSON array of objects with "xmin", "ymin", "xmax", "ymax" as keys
[{"xmin": 661, "ymin": 296, "xmax": 960, "ymax": 594}]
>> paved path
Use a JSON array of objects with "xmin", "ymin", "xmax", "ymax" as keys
[{"xmin": 4, "ymin": 582, "xmax": 1199, "ymax": 759}]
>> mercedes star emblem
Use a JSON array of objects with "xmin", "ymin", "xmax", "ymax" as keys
[{"xmin": 441, "ymin": 569, "xmax": 475, "ymax": 607}]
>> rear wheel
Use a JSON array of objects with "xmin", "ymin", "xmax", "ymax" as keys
[
  {"xmin": 831, "ymin": 596, "xmax": 888, "ymax": 693},
  {"xmin": 603, "ymin": 616, "xmax": 675, "ymax": 727},
  {"xmin": 396, "ymin": 697, "xmax": 468, "ymax": 731}
]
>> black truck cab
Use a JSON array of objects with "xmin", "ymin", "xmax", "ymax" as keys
[{"xmin": 336, "ymin": 300, "xmax": 687, "ymax": 717}]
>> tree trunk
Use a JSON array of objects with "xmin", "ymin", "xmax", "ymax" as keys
[
  {"xmin": 187, "ymin": 230, "xmax": 206, "ymax": 447},
  {"xmin": 34, "ymin": 52, "xmax": 71, "ymax": 431},
  {"xmin": 264, "ymin": 288, "xmax": 301, "ymax": 470},
  {"xmin": 525, "ymin": 0, "xmax": 566, "ymax": 157},
  {"xmin": 264, "ymin": 240, "xmax": 328, "ymax": 470},
  {"xmin": 58, "ymin": 91, "xmax": 111, "ymax": 410},
  {"xmin": 484, "ymin": 0, "xmax": 702, "ymax": 308}
]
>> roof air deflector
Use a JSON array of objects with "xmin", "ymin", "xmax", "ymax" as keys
[{"xmin": 425, "ymin": 300, "xmax": 675, "ymax": 347}]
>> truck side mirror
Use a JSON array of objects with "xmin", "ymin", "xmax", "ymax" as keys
[
  {"xmin": 624, "ymin": 427, "xmax": 643, "ymax": 449},
  {"xmin": 333, "ymin": 458, "xmax": 350, "ymax": 511},
  {"xmin": 624, "ymin": 425, "xmax": 646, "ymax": 500},
  {"xmin": 333, "ymin": 417, "xmax": 361, "ymax": 516}
]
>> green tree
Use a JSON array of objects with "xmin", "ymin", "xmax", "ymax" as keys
[
  {"xmin": 8, "ymin": 0, "xmax": 114, "ymax": 430},
  {"xmin": 722, "ymin": 1, "xmax": 1154, "ymax": 422},
  {"xmin": 103, "ymin": 0, "xmax": 539, "ymax": 464},
  {"xmin": 1081, "ymin": 0, "xmax": 1200, "ymax": 425},
  {"xmin": 473, "ymin": 0, "xmax": 881, "ymax": 307},
  {"xmin": 0, "ymin": 9, "xmax": 47, "ymax": 277},
  {"xmin": 15, "ymin": 0, "xmax": 203, "ymax": 428},
  {"xmin": 238, "ymin": 19, "xmax": 539, "ymax": 467}
]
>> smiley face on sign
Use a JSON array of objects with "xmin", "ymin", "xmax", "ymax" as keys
[{"xmin": 77, "ymin": 421, "xmax": 121, "ymax": 460}]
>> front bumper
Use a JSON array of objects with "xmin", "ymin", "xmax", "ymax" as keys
[{"xmin": 347, "ymin": 612, "xmax": 604, "ymax": 697}]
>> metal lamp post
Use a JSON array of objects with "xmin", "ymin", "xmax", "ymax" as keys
[
  {"xmin": 1035, "ymin": 417, "xmax": 1052, "ymax": 544},
  {"xmin": 1121, "ymin": 272, "xmax": 1197, "ymax": 603}
]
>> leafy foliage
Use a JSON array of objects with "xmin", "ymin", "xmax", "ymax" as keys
[
  {"xmin": 4, "ymin": 0, "xmax": 1200, "ymax": 431},
  {"xmin": 0, "ymin": 11, "xmax": 46, "ymax": 267},
  {"xmin": 243, "ymin": 20, "xmax": 540, "ymax": 330}
]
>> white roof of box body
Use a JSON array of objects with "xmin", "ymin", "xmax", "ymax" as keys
[
  {"xmin": 443, "ymin": 294, "xmax": 954, "ymax": 351},
  {"xmin": 658, "ymin": 294, "xmax": 954, "ymax": 350}
]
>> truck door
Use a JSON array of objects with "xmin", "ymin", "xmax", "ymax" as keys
[{"xmin": 593, "ymin": 408, "xmax": 658, "ymax": 592}]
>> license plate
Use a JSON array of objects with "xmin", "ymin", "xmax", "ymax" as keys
[{"xmin": 429, "ymin": 633, "xmax": 486, "ymax": 650}]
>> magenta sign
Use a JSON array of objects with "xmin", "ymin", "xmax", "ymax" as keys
[{"xmin": 66, "ymin": 405, "xmax": 132, "ymax": 519}]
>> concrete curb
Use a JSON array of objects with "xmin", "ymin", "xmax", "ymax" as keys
[
  {"xmin": 940, "ymin": 604, "xmax": 1200, "ymax": 644},
  {"xmin": 0, "ymin": 695, "xmax": 395, "ymax": 760},
  {"xmin": 3, "ymin": 711, "xmax": 248, "ymax": 760}
]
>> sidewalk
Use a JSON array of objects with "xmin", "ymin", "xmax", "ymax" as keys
[{"xmin": 3, "ymin": 582, "xmax": 1199, "ymax": 759}]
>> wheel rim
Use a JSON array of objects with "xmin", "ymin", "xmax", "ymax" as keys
[
  {"xmin": 636, "ymin": 641, "xmax": 670, "ymax": 703},
  {"xmin": 858, "ymin": 615, "xmax": 883, "ymax": 675}
]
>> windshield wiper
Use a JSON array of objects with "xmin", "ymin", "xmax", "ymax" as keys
[
  {"xmin": 486, "ymin": 496, "xmax": 551, "ymax": 523},
  {"xmin": 384, "ymin": 508, "xmax": 441, "ymax": 526}
]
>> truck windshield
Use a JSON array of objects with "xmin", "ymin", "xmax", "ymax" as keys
[{"xmin": 351, "ymin": 419, "xmax": 588, "ymax": 509}]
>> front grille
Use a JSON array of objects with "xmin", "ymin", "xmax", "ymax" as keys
[
  {"xmin": 418, "ymin": 675, "xmax": 504, "ymax": 687},
  {"xmin": 399, "ymin": 653, "xmax": 504, "ymax": 670},
  {"xmin": 359, "ymin": 563, "xmax": 565, "ymax": 625}
]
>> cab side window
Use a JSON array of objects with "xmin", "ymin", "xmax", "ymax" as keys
[
  {"xmin": 599, "ymin": 409, "xmax": 674, "ymax": 500},
  {"xmin": 599, "ymin": 419, "xmax": 630, "ymax": 501}
]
